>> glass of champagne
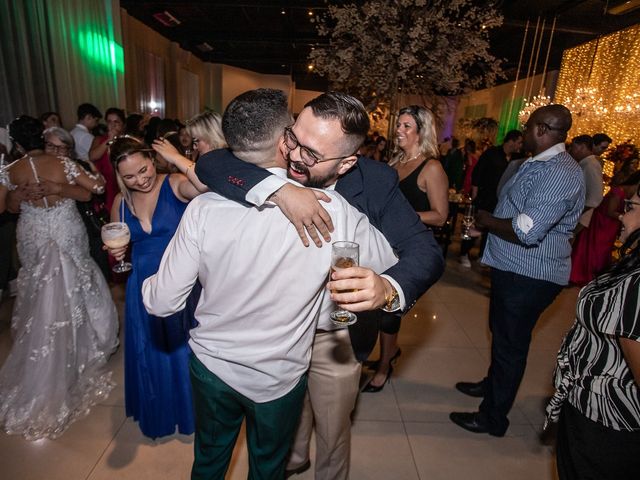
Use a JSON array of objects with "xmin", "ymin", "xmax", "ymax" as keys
[
  {"xmin": 461, "ymin": 204, "xmax": 476, "ymax": 240},
  {"xmin": 330, "ymin": 241, "xmax": 359, "ymax": 327},
  {"xmin": 102, "ymin": 222, "xmax": 132, "ymax": 273}
]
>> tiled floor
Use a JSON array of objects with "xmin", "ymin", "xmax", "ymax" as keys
[{"xmin": 0, "ymin": 249, "xmax": 578, "ymax": 479}]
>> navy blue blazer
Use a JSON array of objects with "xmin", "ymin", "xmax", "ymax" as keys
[{"xmin": 195, "ymin": 148, "xmax": 444, "ymax": 310}]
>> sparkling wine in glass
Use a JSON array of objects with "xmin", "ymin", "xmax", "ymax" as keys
[
  {"xmin": 461, "ymin": 204, "xmax": 476, "ymax": 240},
  {"xmin": 330, "ymin": 241, "xmax": 359, "ymax": 327},
  {"xmin": 102, "ymin": 222, "xmax": 132, "ymax": 273}
]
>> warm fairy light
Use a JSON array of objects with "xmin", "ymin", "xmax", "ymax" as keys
[
  {"xmin": 518, "ymin": 94, "xmax": 552, "ymax": 127},
  {"xmin": 563, "ymin": 87, "xmax": 608, "ymax": 118},
  {"xmin": 555, "ymin": 24, "xmax": 640, "ymax": 143}
]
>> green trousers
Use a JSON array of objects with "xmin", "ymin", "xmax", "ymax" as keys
[{"xmin": 189, "ymin": 355, "xmax": 307, "ymax": 480}]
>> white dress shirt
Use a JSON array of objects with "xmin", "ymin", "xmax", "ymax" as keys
[
  {"xmin": 70, "ymin": 124, "xmax": 94, "ymax": 161},
  {"xmin": 142, "ymin": 169, "xmax": 398, "ymax": 403},
  {"xmin": 242, "ymin": 172, "xmax": 406, "ymax": 312},
  {"xmin": 578, "ymin": 154, "xmax": 604, "ymax": 227}
]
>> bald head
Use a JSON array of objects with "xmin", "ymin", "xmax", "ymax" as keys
[{"xmin": 523, "ymin": 104, "xmax": 572, "ymax": 155}]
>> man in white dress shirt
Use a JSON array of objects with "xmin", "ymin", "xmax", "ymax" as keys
[
  {"xmin": 69, "ymin": 103, "xmax": 101, "ymax": 161},
  {"xmin": 142, "ymin": 89, "xmax": 399, "ymax": 479}
]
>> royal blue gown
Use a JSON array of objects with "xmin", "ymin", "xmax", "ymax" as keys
[{"xmin": 122, "ymin": 175, "xmax": 195, "ymax": 438}]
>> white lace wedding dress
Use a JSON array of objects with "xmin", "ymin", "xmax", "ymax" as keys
[{"xmin": 0, "ymin": 157, "xmax": 119, "ymax": 440}]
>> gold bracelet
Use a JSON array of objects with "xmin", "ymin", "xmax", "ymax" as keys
[{"xmin": 185, "ymin": 162, "xmax": 195, "ymax": 175}]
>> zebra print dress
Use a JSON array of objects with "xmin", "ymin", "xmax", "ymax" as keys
[{"xmin": 546, "ymin": 267, "xmax": 640, "ymax": 431}]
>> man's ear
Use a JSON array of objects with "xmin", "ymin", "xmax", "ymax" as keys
[{"xmin": 337, "ymin": 155, "xmax": 358, "ymax": 175}]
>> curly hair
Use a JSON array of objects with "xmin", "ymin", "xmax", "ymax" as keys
[{"xmin": 9, "ymin": 115, "xmax": 44, "ymax": 152}]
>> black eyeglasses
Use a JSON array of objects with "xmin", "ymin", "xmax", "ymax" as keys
[
  {"xmin": 283, "ymin": 126, "xmax": 355, "ymax": 167},
  {"xmin": 45, "ymin": 141, "xmax": 69, "ymax": 153},
  {"xmin": 624, "ymin": 199, "xmax": 640, "ymax": 213},
  {"xmin": 523, "ymin": 122, "xmax": 565, "ymax": 133}
]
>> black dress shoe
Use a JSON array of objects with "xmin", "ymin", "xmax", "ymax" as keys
[
  {"xmin": 284, "ymin": 460, "xmax": 311, "ymax": 478},
  {"xmin": 449, "ymin": 411, "xmax": 505, "ymax": 437},
  {"xmin": 455, "ymin": 379, "xmax": 486, "ymax": 398}
]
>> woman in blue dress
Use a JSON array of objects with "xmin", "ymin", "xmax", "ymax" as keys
[{"xmin": 106, "ymin": 136, "xmax": 204, "ymax": 438}]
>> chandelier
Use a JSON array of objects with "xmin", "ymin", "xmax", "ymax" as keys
[
  {"xmin": 563, "ymin": 87, "xmax": 608, "ymax": 118},
  {"xmin": 518, "ymin": 94, "xmax": 551, "ymax": 127},
  {"xmin": 613, "ymin": 93, "xmax": 640, "ymax": 116}
]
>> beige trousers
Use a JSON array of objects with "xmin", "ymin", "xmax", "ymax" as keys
[{"xmin": 286, "ymin": 329, "xmax": 361, "ymax": 480}]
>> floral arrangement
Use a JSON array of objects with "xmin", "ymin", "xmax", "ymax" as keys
[
  {"xmin": 603, "ymin": 142, "xmax": 639, "ymax": 184},
  {"xmin": 309, "ymin": 0, "xmax": 503, "ymax": 109}
]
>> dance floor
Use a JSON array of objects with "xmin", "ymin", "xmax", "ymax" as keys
[{"xmin": 0, "ymin": 243, "xmax": 577, "ymax": 479}]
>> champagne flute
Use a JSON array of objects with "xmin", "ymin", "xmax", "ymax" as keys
[
  {"xmin": 461, "ymin": 204, "xmax": 476, "ymax": 240},
  {"xmin": 330, "ymin": 241, "xmax": 359, "ymax": 327},
  {"xmin": 102, "ymin": 222, "xmax": 132, "ymax": 273}
]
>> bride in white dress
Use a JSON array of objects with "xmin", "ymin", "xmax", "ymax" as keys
[{"xmin": 0, "ymin": 116, "xmax": 118, "ymax": 440}]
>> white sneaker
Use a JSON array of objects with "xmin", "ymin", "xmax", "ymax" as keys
[
  {"xmin": 459, "ymin": 255, "xmax": 471, "ymax": 268},
  {"xmin": 8, "ymin": 279, "xmax": 17, "ymax": 297}
]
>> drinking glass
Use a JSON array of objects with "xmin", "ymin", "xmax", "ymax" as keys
[
  {"xmin": 329, "ymin": 241, "xmax": 359, "ymax": 327},
  {"xmin": 461, "ymin": 204, "xmax": 476, "ymax": 240},
  {"xmin": 101, "ymin": 222, "xmax": 132, "ymax": 273}
]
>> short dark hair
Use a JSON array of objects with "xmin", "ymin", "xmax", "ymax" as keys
[
  {"xmin": 617, "ymin": 170, "xmax": 640, "ymax": 187},
  {"xmin": 9, "ymin": 115, "xmax": 44, "ymax": 151},
  {"xmin": 592, "ymin": 133, "xmax": 612, "ymax": 145},
  {"xmin": 124, "ymin": 113, "xmax": 144, "ymax": 137},
  {"xmin": 572, "ymin": 134, "xmax": 594, "ymax": 150},
  {"xmin": 104, "ymin": 107, "xmax": 125, "ymax": 124},
  {"xmin": 77, "ymin": 103, "xmax": 102, "ymax": 121},
  {"xmin": 503, "ymin": 129, "xmax": 522, "ymax": 144},
  {"xmin": 39, "ymin": 111, "xmax": 60, "ymax": 123},
  {"xmin": 304, "ymin": 91, "xmax": 369, "ymax": 155},
  {"xmin": 222, "ymin": 88, "xmax": 291, "ymax": 163}
]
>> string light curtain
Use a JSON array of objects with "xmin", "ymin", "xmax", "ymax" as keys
[
  {"xmin": 0, "ymin": 0, "xmax": 125, "ymax": 127},
  {"xmin": 554, "ymin": 24, "xmax": 640, "ymax": 143}
]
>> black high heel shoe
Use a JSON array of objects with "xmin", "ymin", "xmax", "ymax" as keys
[
  {"xmin": 364, "ymin": 348, "xmax": 402, "ymax": 371},
  {"xmin": 362, "ymin": 364, "xmax": 394, "ymax": 393}
]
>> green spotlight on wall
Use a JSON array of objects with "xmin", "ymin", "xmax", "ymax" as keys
[{"xmin": 77, "ymin": 29, "xmax": 124, "ymax": 73}]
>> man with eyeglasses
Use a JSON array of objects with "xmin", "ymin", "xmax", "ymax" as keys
[
  {"xmin": 195, "ymin": 91, "xmax": 443, "ymax": 479},
  {"xmin": 143, "ymin": 89, "xmax": 401, "ymax": 479},
  {"xmin": 451, "ymin": 104, "xmax": 585, "ymax": 437}
]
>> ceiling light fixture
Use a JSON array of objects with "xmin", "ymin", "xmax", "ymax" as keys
[
  {"xmin": 152, "ymin": 11, "xmax": 181, "ymax": 27},
  {"xmin": 607, "ymin": 0, "xmax": 640, "ymax": 15},
  {"xmin": 196, "ymin": 42, "xmax": 214, "ymax": 52}
]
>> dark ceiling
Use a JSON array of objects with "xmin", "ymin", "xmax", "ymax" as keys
[{"xmin": 120, "ymin": 0, "xmax": 640, "ymax": 91}]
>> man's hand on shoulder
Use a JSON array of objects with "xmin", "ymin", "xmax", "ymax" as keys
[
  {"xmin": 270, "ymin": 183, "xmax": 334, "ymax": 247},
  {"xmin": 327, "ymin": 266, "xmax": 391, "ymax": 311}
]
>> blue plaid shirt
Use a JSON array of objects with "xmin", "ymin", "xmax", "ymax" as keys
[{"xmin": 482, "ymin": 143, "xmax": 585, "ymax": 285}]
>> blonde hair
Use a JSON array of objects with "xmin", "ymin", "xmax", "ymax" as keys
[
  {"xmin": 392, "ymin": 105, "xmax": 439, "ymax": 163},
  {"xmin": 186, "ymin": 111, "xmax": 226, "ymax": 151}
]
